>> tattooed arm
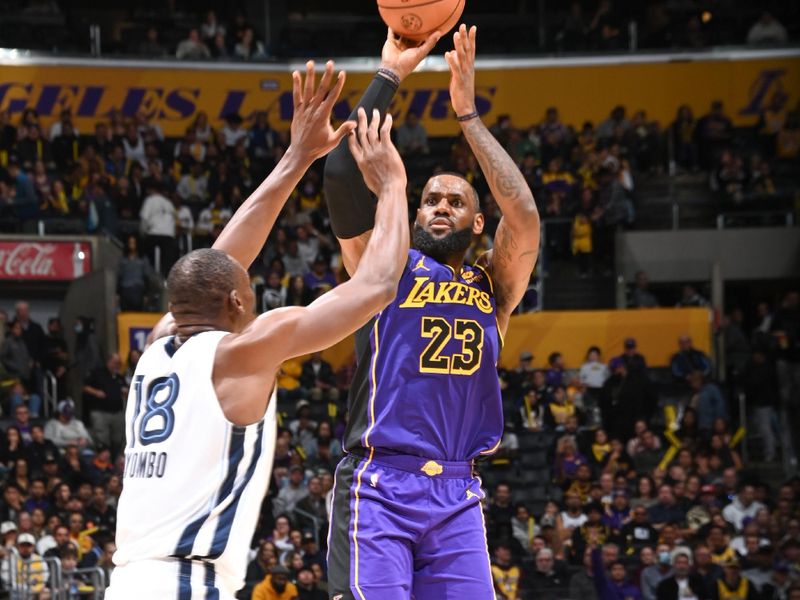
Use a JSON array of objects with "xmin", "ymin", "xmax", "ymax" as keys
[{"xmin": 445, "ymin": 25, "xmax": 540, "ymax": 335}]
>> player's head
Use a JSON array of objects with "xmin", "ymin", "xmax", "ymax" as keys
[
  {"xmin": 167, "ymin": 249, "xmax": 255, "ymax": 334},
  {"xmin": 414, "ymin": 173, "xmax": 483, "ymax": 263}
]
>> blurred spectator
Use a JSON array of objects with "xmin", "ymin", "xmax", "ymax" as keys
[
  {"xmin": 696, "ymin": 101, "xmax": 733, "ymax": 170},
  {"xmin": 723, "ymin": 485, "xmax": 765, "ymax": 532},
  {"xmin": 488, "ymin": 483, "xmax": 515, "ymax": 542},
  {"xmin": 656, "ymin": 549, "xmax": 709, "ymax": 600},
  {"xmin": 746, "ymin": 12, "xmax": 788, "ymax": 46},
  {"xmin": 396, "ymin": 110, "xmax": 430, "ymax": 157},
  {"xmin": 82, "ymin": 353, "xmax": 126, "ymax": 456},
  {"xmin": 234, "ymin": 27, "xmax": 266, "ymax": 60},
  {"xmin": 776, "ymin": 111, "xmax": 800, "ymax": 160},
  {"xmin": 294, "ymin": 565, "xmax": 326, "ymax": 599},
  {"xmin": 117, "ymin": 235, "xmax": 153, "ymax": 311},
  {"xmin": 621, "ymin": 504, "xmax": 659, "ymax": 552},
  {"xmin": 300, "ymin": 353, "xmax": 335, "ymax": 402},
  {"xmin": 688, "ymin": 373, "xmax": 728, "ymax": 438},
  {"xmin": 491, "ymin": 542, "xmax": 521, "ymax": 600},
  {"xmin": 642, "ymin": 544, "xmax": 674, "ymax": 600},
  {"xmin": 631, "ymin": 271, "xmax": 659, "ymax": 308},
  {"xmin": 1, "ymin": 531, "xmax": 48, "ymax": 593},
  {"xmin": 713, "ymin": 557, "xmax": 758, "ymax": 600},
  {"xmin": 273, "ymin": 465, "xmax": 308, "ymax": 518},
  {"xmin": 545, "ymin": 385, "xmax": 576, "ymax": 430},
  {"xmin": 573, "ymin": 504, "xmax": 611, "ymax": 563},
  {"xmin": 528, "ymin": 547, "xmax": 569, "ymax": 599},
  {"xmin": 221, "ymin": 113, "xmax": 248, "ymax": 149},
  {"xmin": 252, "ymin": 565, "xmax": 297, "ymax": 600},
  {"xmin": 176, "ymin": 28, "xmax": 210, "ymax": 60},
  {"xmin": 201, "ymin": 10, "xmax": 226, "ymax": 43},
  {"xmin": 139, "ymin": 182, "xmax": 178, "ymax": 274},
  {"xmin": 138, "ymin": 26, "xmax": 167, "ymax": 57},
  {"xmin": 591, "ymin": 543, "xmax": 643, "ymax": 600},
  {"xmin": 176, "ymin": 160, "xmax": 209, "ymax": 206},
  {"xmin": 44, "ymin": 399, "xmax": 92, "ymax": 451},
  {"xmin": 671, "ymin": 335, "xmax": 712, "ymax": 383},
  {"xmin": 303, "ymin": 256, "xmax": 337, "ymax": 298},
  {"xmin": 1, "ymin": 321, "xmax": 33, "ymax": 389},
  {"xmin": 570, "ymin": 547, "xmax": 600, "ymax": 600},
  {"xmin": 771, "ymin": 292, "xmax": 800, "ymax": 458},
  {"xmin": 670, "ymin": 105, "xmax": 698, "ymax": 172},
  {"xmin": 294, "ymin": 477, "xmax": 327, "ymax": 538}
]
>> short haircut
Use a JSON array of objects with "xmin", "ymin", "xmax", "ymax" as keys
[
  {"xmin": 424, "ymin": 172, "xmax": 481, "ymax": 211},
  {"xmin": 167, "ymin": 249, "xmax": 239, "ymax": 314}
]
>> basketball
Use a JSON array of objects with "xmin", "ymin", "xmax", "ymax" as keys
[{"xmin": 378, "ymin": 0, "xmax": 465, "ymax": 42}]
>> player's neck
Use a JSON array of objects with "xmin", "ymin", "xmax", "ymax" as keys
[
  {"xmin": 431, "ymin": 251, "xmax": 467, "ymax": 276},
  {"xmin": 174, "ymin": 323, "xmax": 223, "ymax": 346}
]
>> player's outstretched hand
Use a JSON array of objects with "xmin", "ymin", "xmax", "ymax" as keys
[
  {"xmin": 381, "ymin": 28, "xmax": 441, "ymax": 82},
  {"xmin": 290, "ymin": 60, "xmax": 356, "ymax": 161},
  {"xmin": 445, "ymin": 24, "xmax": 478, "ymax": 117},
  {"xmin": 348, "ymin": 107, "xmax": 407, "ymax": 197}
]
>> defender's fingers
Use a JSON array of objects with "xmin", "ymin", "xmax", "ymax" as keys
[
  {"xmin": 313, "ymin": 60, "xmax": 335, "ymax": 105},
  {"xmin": 322, "ymin": 70, "xmax": 347, "ymax": 112},
  {"xmin": 303, "ymin": 60, "xmax": 315, "ymax": 103},
  {"xmin": 334, "ymin": 121, "xmax": 357, "ymax": 145},
  {"xmin": 291, "ymin": 71, "xmax": 302, "ymax": 111},
  {"xmin": 347, "ymin": 130, "xmax": 363, "ymax": 162}
]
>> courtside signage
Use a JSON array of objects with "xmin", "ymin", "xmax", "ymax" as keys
[{"xmin": 0, "ymin": 240, "xmax": 92, "ymax": 280}]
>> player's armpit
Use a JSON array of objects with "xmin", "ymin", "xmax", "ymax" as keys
[{"xmin": 340, "ymin": 230, "xmax": 373, "ymax": 275}]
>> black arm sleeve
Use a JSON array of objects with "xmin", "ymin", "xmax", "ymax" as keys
[{"xmin": 324, "ymin": 74, "xmax": 398, "ymax": 239}]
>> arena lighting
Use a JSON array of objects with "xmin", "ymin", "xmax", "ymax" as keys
[{"xmin": 701, "ymin": 11, "xmax": 713, "ymax": 23}]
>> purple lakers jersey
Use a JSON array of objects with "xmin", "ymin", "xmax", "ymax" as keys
[{"xmin": 343, "ymin": 248, "xmax": 503, "ymax": 461}]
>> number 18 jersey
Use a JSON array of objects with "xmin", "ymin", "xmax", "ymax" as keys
[
  {"xmin": 343, "ymin": 248, "xmax": 503, "ymax": 461},
  {"xmin": 113, "ymin": 332, "xmax": 276, "ymax": 597}
]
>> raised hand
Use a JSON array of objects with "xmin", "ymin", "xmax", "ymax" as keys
[
  {"xmin": 380, "ymin": 28, "xmax": 441, "ymax": 82},
  {"xmin": 444, "ymin": 24, "xmax": 477, "ymax": 116},
  {"xmin": 348, "ymin": 108, "xmax": 407, "ymax": 196},
  {"xmin": 290, "ymin": 60, "xmax": 356, "ymax": 161}
]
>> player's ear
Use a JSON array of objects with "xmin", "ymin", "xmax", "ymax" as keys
[
  {"xmin": 472, "ymin": 212, "xmax": 484, "ymax": 235},
  {"xmin": 228, "ymin": 289, "xmax": 245, "ymax": 315}
]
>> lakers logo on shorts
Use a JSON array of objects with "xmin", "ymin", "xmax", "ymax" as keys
[{"xmin": 421, "ymin": 460, "xmax": 443, "ymax": 477}]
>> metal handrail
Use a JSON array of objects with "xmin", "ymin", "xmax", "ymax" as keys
[
  {"xmin": 292, "ymin": 506, "xmax": 321, "ymax": 548},
  {"xmin": 43, "ymin": 370, "xmax": 58, "ymax": 419},
  {"xmin": 716, "ymin": 210, "xmax": 795, "ymax": 229}
]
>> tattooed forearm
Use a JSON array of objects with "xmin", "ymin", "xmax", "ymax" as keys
[
  {"xmin": 461, "ymin": 118, "xmax": 535, "ymax": 211},
  {"xmin": 461, "ymin": 117, "xmax": 540, "ymax": 325}
]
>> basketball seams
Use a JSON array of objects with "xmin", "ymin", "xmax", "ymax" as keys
[
  {"xmin": 377, "ymin": 0, "xmax": 447, "ymax": 8},
  {"xmin": 378, "ymin": 0, "xmax": 464, "ymax": 39}
]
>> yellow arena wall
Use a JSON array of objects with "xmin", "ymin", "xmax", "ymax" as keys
[
  {"xmin": 119, "ymin": 308, "xmax": 711, "ymax": 372},
  {"xmin": 1, "ymin": 52, "xmax": 798, "ymax": 137}
]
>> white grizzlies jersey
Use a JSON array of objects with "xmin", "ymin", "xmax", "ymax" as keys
[{"xmin": 111, "ymin": 331, "xmax": 276, "ymax": 598}]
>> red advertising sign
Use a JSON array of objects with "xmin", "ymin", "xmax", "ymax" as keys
[{"xmin": 0, "ymin": 240, "xmax": 93, "ymax": 281}]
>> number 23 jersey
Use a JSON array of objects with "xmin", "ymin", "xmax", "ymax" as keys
[{"xmin": 343, "ymin": 248, "xmax": 503, "ymax": 461}]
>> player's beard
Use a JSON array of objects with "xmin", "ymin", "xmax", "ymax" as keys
[{"xmin": 413, "ymin": 223, "xmax": 474, "ymax": 264}]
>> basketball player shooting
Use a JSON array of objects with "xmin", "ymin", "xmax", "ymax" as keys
[
  {"xmin": 324, "ymin": 25, "xmax": 540, "ymax": 599},
  {"xmin": 106, "ymin": 62, "xmax": 411, "ymax": 600}
]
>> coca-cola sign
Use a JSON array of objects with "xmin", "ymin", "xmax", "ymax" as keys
[{"xmin": 0, "ymin": 240, "xmax": 93, "ymax": 281}]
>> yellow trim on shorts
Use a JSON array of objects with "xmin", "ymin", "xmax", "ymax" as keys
[{"xmin": 353, "ymin": 317, "xmax": 381, "ymax": 600}]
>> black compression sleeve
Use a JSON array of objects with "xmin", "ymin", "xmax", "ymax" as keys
[{"xmin": 324, "ymin": 74, "xmax": 398, "ymax": 239}]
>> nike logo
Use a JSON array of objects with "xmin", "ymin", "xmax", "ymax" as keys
[{"xmin": 466, "ymin": 489, "xmax": 480, "ymax": 501}]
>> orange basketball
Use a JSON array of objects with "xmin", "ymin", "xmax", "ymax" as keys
[{"xmin": 378, "ymin": 0, "xmax": 465, "ymax": 42}]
